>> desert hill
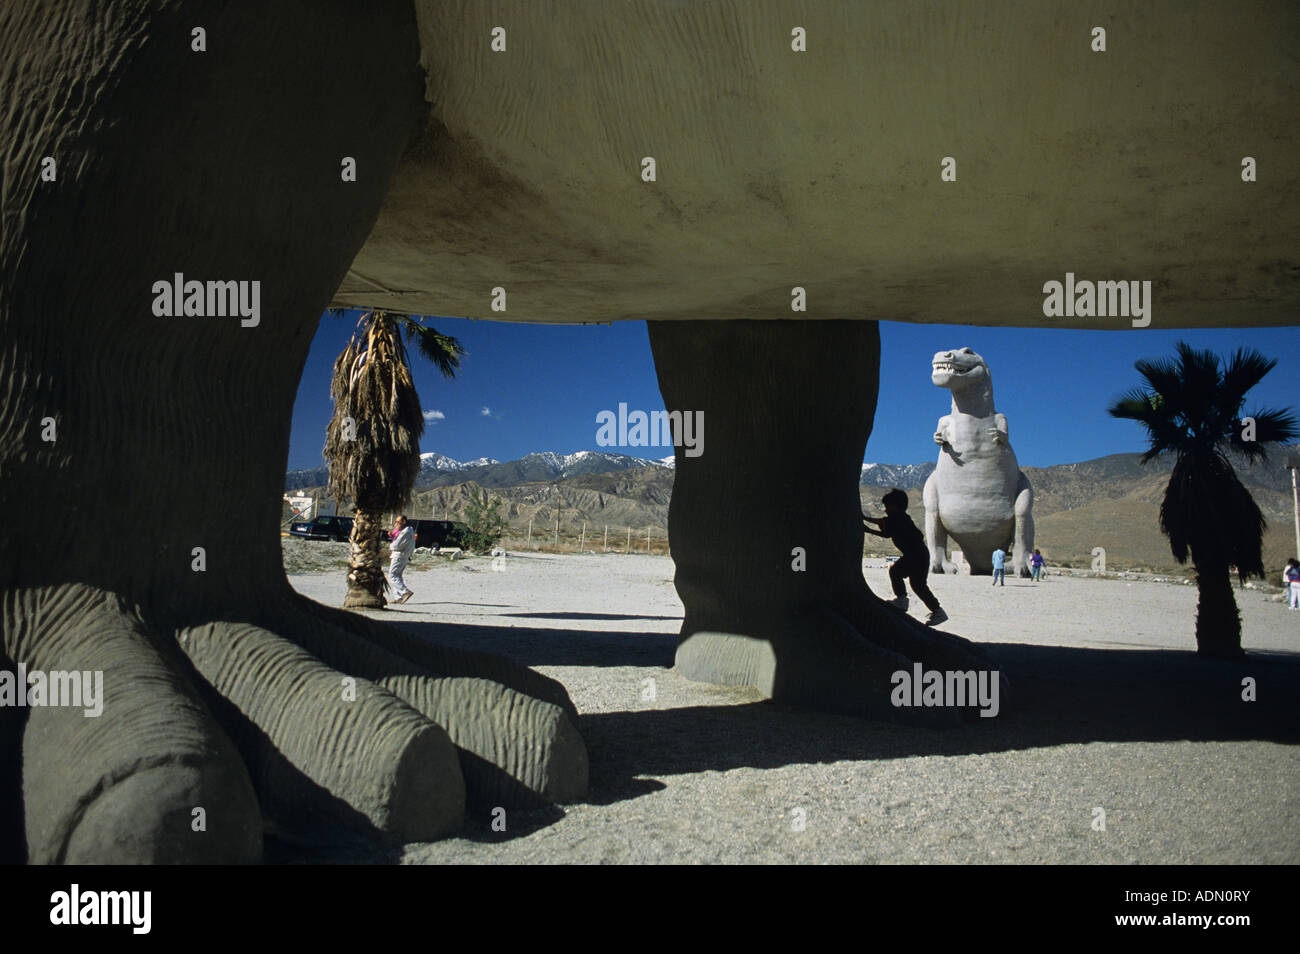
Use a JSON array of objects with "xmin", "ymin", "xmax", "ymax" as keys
[{"xmin": 289, "ymin": 446, "xmax": 1299, "ymax": 571}]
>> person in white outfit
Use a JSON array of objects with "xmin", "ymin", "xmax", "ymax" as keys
[
  {"xmin": 389, "ymin": 515, "xmax": 416, "ymax": 604},
  {"xmin": 1286, "ymin": 558, "xmax": 1300, "ymax": 610}
]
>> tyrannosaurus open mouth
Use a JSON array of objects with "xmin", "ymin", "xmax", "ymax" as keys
[{"xmin": 931, "ymin": 348, "xmax": 985, "ymax": 380}]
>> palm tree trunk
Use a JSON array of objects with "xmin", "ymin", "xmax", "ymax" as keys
[
  {"xmin": 346, "ymin": 509, "xmax": 387, "ymax": 608},
  {"xmin": 1193, "ymin": 559, "xmax": 1244, "ymax": 657}
]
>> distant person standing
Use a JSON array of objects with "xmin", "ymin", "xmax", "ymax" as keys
[
  {"xmin": 863, "ymin": 489, "xmax": 948, "ymax": 626},
  {"xmin": 991, "ymin": 546, "xmax": 1007, "ymax": 586},
  {"xmin": 389, "ymin": 515, "xmax": 416, "ymax": 604},
  {"xmin": 1286, "ymin": 559, "xmax": 1300, "ymax": 610},
  {"xmin": 1030, "ymin": 548, "xmax": 1045, "ymax": 582}
]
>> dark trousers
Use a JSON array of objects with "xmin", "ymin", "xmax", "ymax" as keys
[{"xmin": 889, "ymin": 558, "xmax": 942, "ymax": 613}]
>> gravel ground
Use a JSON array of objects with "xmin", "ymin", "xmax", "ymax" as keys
[{"xmin": 287, "ymin": 552, "xmax": 1300, "ymax": 864}]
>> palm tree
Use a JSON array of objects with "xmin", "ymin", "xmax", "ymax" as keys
[
  {"xmin": 1108, "ymin": 342, "xmax": 1297, "ymax": 657},
  {"xmin": 324, "ymin": 309, "xmax": 464, "ymax": 608}
]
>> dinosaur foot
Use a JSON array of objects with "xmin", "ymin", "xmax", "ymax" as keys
[
  {"xmin": 675, "ymin": 588, "xmax": 1007, "ymax": 726},
  {"xmin": 3, "ymin": 583, "xmax": 587, "ymax": 863}
]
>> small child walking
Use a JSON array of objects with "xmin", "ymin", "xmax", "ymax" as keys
[{"xmin": 864, "ymin": 489, "xmax": 948, "ymax": 626}]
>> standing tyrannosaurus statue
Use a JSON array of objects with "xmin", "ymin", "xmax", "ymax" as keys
[{"xmin": 923, "ymin": 349, "xmax": 1034, "ymax": 576}]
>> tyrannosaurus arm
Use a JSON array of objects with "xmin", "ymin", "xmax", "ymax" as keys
[
  {"xmin": 934, "ymin": 415, "xmax": 952, "ymax": 445},
  {"xmin": 990, "ymin": 413, "xmax": 1009, "ymax": 444}
]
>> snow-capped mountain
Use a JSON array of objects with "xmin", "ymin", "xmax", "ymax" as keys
[
  {"xmin": 520, "ymin": 450, "xmax": 675, "ymax": 474},
  {"xmin": 288, "ymin": 451, "xmax": 939, "ymax": 492},
  {"xmin": 419, "ymin": 452, "xmax": 499, "ymax": 472},
  {"xmin": 432, "ymin": 450, "xmax": 668, "ymax": 488},
  {"xmin": 286, "ymin": 450, "xmax": 669, "ymax": 491},
  {"xmin": 859, "ymin": 462, "xmax": 936, "ymax": 489}
]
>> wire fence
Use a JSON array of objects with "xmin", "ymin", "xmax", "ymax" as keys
[{"xmin": 500, "ymin": 521, "xmax": 669, "ymax": 556}]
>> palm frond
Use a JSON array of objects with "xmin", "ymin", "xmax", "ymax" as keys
[
  {"xmin": 1223, "ymin": 471, "xmax": 1267, "ymax": 579},
  {"xmin": 1172, "ymin": 342, "xmax": 1222, "ymax": 443},
  {"xmin": 1237, "ymin": 407, "xmax": 1300, "ymax": 457},
  {"xmin": 1133, "ymin": 356, "xmax": 1183, "ymax": 407},
  {"xmin": 1219, "ymin": 348, "xmax": 1278, "ymax": 414},
  {"xmin": 1108, "ymin": 388, "xmax": 1185, "ymax": 460},
  {"xmin": 323, "ymin": 310, "xmax": 426, "ymax": 511},
  {"xmin": 1107, "ymin": 389, "xmax": 1159, "ymax": 423},
  {"xmin": 399, "ymin": 316, "xmax": 465, "ymax": 379},
  {"xmin": 1159, "ymin": 449, "xmax": 1268, "ymax": 577}
]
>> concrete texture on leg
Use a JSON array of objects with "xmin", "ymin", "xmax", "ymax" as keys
[
  {"xmin": 0, "ymin": 0, "xmax": 586, "ymax": 863},
  {"xmin": 648, "ymin": 319, "xmax": 1006, "ymax": 724}
]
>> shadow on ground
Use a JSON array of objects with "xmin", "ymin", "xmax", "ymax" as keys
[
  {"xmin": 505, "ymin": 611, "xmax": 683, "ymax": 622},
  {"xmin": 251, "ymin": 616, "xmax": 1299, "ymax": 858},
  {"xmin": 393, "ymin": 620, "xmax": 678, "ymax": 668},
  {"xmin": 588, "ymin": 646, "xmax": 1300, "ymax": 806},
  {"xmin": 386, "ymin": 621, "xmax": 1300, "ymax": 809}
]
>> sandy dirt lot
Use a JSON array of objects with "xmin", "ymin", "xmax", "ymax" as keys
[{"xmin": 288, "ymin": 552, "xmax": 1300, "ymax": 864}]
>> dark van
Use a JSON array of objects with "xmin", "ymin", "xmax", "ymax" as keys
[
  {"xmin": 410, "ymin": 519, "xmax": 469, "ymax": 549},
  {"xmin": 288, "ymin": 515, "xmax": 354, "ymax": 542}
]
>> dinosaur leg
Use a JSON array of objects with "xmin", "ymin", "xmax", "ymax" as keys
[
  {"xmin": 923, "ymin": 475, "xmax": 957, "ymax": 573},
  {"xmin": 1, "ymin": 0, "xmax": 584, "ymax": 862},
  {"xmin": 648, "ymin": 319, "xmax": 1005, "ymax": 725},
  {"xmin": 1011, "ymin": 473, "xmax": 1035, "ymax": 578}
]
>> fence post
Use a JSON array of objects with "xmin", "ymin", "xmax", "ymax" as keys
[
  {"xmin": 604, "ymin": 525, "xmax": 608, "ymax": 552},
  {"xmin": 580, "ymin": 521, "xmax": 586, "ymax": 552}
]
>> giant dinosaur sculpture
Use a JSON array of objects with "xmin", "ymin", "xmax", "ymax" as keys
[
  {"xmin": 2, "ymin": 1, "xmax": 1297, "ymax": 863},
  {"xmin": 924, "ymin": 349, "xmax": 1034, "ymax": 576}
]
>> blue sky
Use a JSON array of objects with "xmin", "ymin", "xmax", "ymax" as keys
[{"xmin": 288, "ymin": 311, "xmax": 1299, "ymax": 471}]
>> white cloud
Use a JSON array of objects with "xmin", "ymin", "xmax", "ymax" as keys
[
  {"xmin": 480, "ymin": 406, "xmax": 497, "ymax": 419},
  {"xmin": 423, "ymin": 409, "xmax": 445, "ymax": 422}
]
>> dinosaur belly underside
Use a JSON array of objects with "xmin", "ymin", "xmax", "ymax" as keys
[
  {"xmin": 928, "ymin": 437, "xmax": 1029, "ymax": 571},
  {"xmin": 939, "ymin": 491, "xmax": 1016, "ymax": 540},
  {"xmin": 333, "ymin": 1, "xmax": 1300, "ymax": 327}
]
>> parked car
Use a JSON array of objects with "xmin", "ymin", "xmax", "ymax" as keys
[
  {"xmin": 290, "ymin": 515, "xmax": 467, "ymax": 549},
  {"xmin": 288, "ymin": 515, "xmax": 354, "ymax": 542},
  {"xmin": 410, "ymin": 519, "xmax": 469, "ymax": 550}
]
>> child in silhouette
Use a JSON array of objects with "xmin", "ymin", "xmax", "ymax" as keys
[{"xmin": 864, "ymin": 489, "xmax": 948, "ymax": 626}]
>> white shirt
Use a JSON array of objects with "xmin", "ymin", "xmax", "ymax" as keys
[{"xmin": 390, "ymin": 526, "xmax": 415, "ymax": 558}]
